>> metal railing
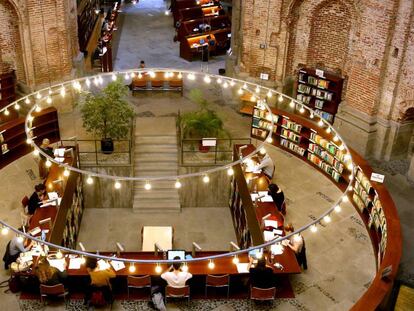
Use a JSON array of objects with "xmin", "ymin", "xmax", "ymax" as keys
[
  {"xmin": 59, "ymin": 138, "xmax": 132, "ymax": 167},
  {"xmin": 180, "ymin": 138, "xmax": 252, "ymax": 166}
]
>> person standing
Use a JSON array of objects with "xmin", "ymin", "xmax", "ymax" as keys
[
  {"xmin": 268, "ymin": 183, "xmax": 286, "ymax": 214},
  {"xmin": 284, "ymin": 223, "xmax": 307, "ymax": 269}
]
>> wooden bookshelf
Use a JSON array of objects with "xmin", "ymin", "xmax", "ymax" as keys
[
  {"xmin": 295, "ymin": 68, "xmax": 344, "ymax": 124},
  {"xmin": 0, "ymin": 107, "xmax": 60, "ymax": 169},
  {"xmin": 77, "ymin": 0, "xmax": 99, "ymax": 52},
  {"xmin": 0, "ymin": 71, "xmax": 16, "ymax": 110}
]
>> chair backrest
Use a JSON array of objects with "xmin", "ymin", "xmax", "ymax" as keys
[
  {"xmin": 132, "ymin": 78, "xmax": 147, "ymax": 87},
  {"xmin": 127, "ymin": 275, "xmax": 151, "ymax": 288},
  {"xmin": 250, "ymin": 287, "xmax": 276, "ymax": 301},
  {"xmin": 206, "ymin": 274, "xmax": 229, "ymax": 287},
  {"xmin": 40, "ymin": 283, "xmax": 65, "ymax": 296},
  {"xmin": 169, "ymin": 79, "xmax": 183, "ymax": 87},
  {"xmin": 151, "ymin": 79, "xmax": 163, "ymax": 87},
  {"xmin": 21, "ymin": 196, "xmax": 29, "ymax": 207},
  {"xmin": 166, "ymin": 285, "xmax": 190, "ymax": 298}
]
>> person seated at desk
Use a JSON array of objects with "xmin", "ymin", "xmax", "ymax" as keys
[
  {"xmin": 39, "ymin": 138, "xmax": 54, "ymax": 179},
  {"xmin": 247, "ymin": 256, "xmax": 274, "ymax": 289},
  {"xmin": 35, "ymin": 256, "xmax": 67, "ymax": 286},
  {"xmin": 284, "ymin": 223, "xmax": 307, "ymax": 270},
  {"xmin": 268, "ymin": 183, "xmax": 286, "ymax": 214},
  {"xmin": 254, "ymin": 153, "xmax": 275, "ymax": 180},
  {"xmin": 84, "ymin": 257, "xmax": 116, "ymax": 305},
  {"xmin": 28, "ymin": 183, "xmax": 47, "ymax": 216},
  {"xmin": 161, "ymin": 256, "xmax": 192, "ymax": 287},
  {"xmin": 3, "ymin": 228, "xmax": 33, "ymax": 269}
]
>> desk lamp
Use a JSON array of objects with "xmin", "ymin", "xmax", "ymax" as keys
[
  {"xmin": 116, "ymin": 242, "xmax": 124, "ymax": 257},
  {"xmin": 192, "ymin": 242, "xmax": 202, "ymax": 257}
]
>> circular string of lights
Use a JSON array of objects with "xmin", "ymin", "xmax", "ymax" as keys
[{"xmin": 0, "ymin": 68, "xmax": 356, "ymax": 268}]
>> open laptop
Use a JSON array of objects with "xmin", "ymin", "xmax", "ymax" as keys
[{"xmin": 167, "ymin": 250, "xmax": 186, "ymax": 260}]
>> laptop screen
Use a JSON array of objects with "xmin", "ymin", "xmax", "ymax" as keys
[{"xmin": 167, "ymin": 250, "xmax": 186, "ymax": 260}]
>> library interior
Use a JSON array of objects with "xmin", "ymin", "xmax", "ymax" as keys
[{"xmin": 0, "ymin": 0, "xmax": 413, "ymax": 310}]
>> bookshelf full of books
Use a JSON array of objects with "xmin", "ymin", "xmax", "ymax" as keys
[{"xmin": 296, "ymin": 68, "xmax": 344, "ymax": 124}]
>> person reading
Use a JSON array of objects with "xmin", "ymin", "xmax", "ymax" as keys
[
  {"xmin": 3, "ymin": 227, "xmax": 34, "ymax": 269},
  {"xmin": 84, "ymin": 257, "xmax": 116, "ymax": 305},
  {"xmin": 254, "ymin": 153, "xmax": 275, "ymax": 180},
  {"xmin": 247, "ymin": 256, "xmax": 274, "ymax": 289},
  {"xmin": 28, "ymin": 183, "xmax": 47, "ymax": 215},
  {"xmin": 161, "ymin": 256, "xmax": 192, "ymax": 287},
  {"xmin": 35, "ymin": 256, "xmax": 67, "ymax": 286}
]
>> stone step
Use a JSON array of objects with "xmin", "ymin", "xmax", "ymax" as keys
[
  {"xmin": 135, "ymin": 170, "xmax": 178, "ymax": 177},
  {"xmin": 134, "ymin": 190, "xmax": 179, "ymax": 200},
  {"xmin": 135, "ymin": 135, "xmax": 177, "ymax": 145},
  {"xmin": 135, "ymin": 162, "xmax": 178, "ymax": 172},
  {"xmin": 135, "ymin": 153, "xmax": 178, "ymax": 162},
  {"xmin": 134, "ymin": 180, "xmax": 178, "ymax": 189},
  {"xmin": 135, "ymin": 145, "xmax": 178, "ymax": 154},
  {"xmin": 133, "ymin": 199, "xmax": 181, "ymax": 213}
]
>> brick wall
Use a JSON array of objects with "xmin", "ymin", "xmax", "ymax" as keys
[{"xmin": 0, "ymin": 0, "xmax": 78, "ymax": 89}]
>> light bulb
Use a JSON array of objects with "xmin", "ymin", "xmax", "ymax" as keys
[
  {"xmin": 227, "ymin": 168, "xmax": 234, "ymax": 176},
  {"xmin": 333, "ymin": 136, "xmax": 339, "ymax": 142},
  {"xmin": 251, "ymin": 95, "xmax": 256, "ymax": 102},
  {"xmin": 204, "ymin": 75, "xmax": 211, "ymax": 83},
  {"xmin": 129, "ymin": 264, "xmax": 136, "ymax": 273},
  {"xmin": 181, "ymin": 264, "xmax": 188, "ymax": 272},
  {"xmin": 175, "ymin": 180, "xmax": 182, "ymax": 189},
  {"xmin": 1, "ymin": 227, "xmax": 9, "ymax": 235},
  {"xmin": 278, "ymin": 95, "xmax": 283, "ymax": 102},
  {"xmin": 114, "ymin": 181, "xmax": 121, "ymax": 189},
  {"xmin": 80, "ymin": 256, "xmax": 86, "ymax": 264},
  {"xmin": 223, "ymin": 81, "xmax": 229, "ymax": 88},
  {"xmin": 93, "ymin": 77, "xmax": 99, "ymax": 86},
  {"xmin": 318, "ymin": 120, "xmax": 324, "ymax": 127},
  {"xmin": 85, "ymin": 79, "xmax": 91, "ymax": 88},
  {"xmin": 339, "ymin": 144, "xmax": 345, "ymax": 151},
  {"xmin": 112, "ymin": 74, "xmax": 117, "ymax": 81},
  {"xmin": 155, "ymin": 265, "xmax": 162, "ymax": 273},
  {"xmin": 36, "ymin": 92, "xmax": 41, "ymax": 99},
  {"xmin": 131, "ymin": 72, "xmax": 136, "ymax": 78},
  {"xmin": 45, "ymin": 160, "xmax": 52, "ymax": 168},
  {"xmin": 208, "ymin": 260, "xmax": 215, "ymax": 269},
  {"xmin": 187, "ymin": 73, "xmax": 195, "ymax": 80},
  {"xmin": 232, "ymin": 256, "xmax": 239, "ymax": 264},
  {"xmin": 203, "ymin": 175, "xmax": 210, "ymax": 183},
  {"xmin": 33, "ymin": 149, "xmax": 39, "ymax": 156},
  {"xmin": 310, "ymin": 225, "xmax": 317, "ymax": 233},
  {"xmin": 217, "ymin": 78, "xmax": 222, "ymax": 84},
  {"xmin": 144, "ymin": 182, "xmax": 152, "ymax": 190},
  {"xmin": 98, "ymin": 76, "xmax": 103, "ymax": 84},
  {"xmin": 238, "ymin": 88, "xmax": 243, "ymax": 95},
  {"xmin": 25, "ymin": 98, "xmax": 30, "ymax": 104},
  {"xmin": 230, "ymin": 80, "xmax": 235, "ymax": 87},
  {"xmin": 299, "ymin": 106, "xmax": 305, "ymax": 113},
  {"xmin": 164, "ymin": 72, "xmax": 169, "ymax": 78},
  {"xmin": 48, "ymin": 89, "xmax": 52, "ymax": 95},
  {"xmin": 266, "ymin": 137, "xmax": 273, "ymax": 143},
  {"xmin": 4, "ymin": 109, "xmax": 9, "ymax": 116},
  {"xmin": 56, "ymin": 250, "xmax": 63, "ymax": 259},
  {"xmin": 138, "ymin": 72, "xmax": 143, "ymax": 79},
  {"xmin": 178, "ymin": 72, "xmax": 182, "ymax": 79},
  {"xmin": 289, "ymin": 100, "xmax": 295, "ymax": 108},
  {"xmin": 165, "ymin": 10, "xmax": 169, "ymax": 15},
  {"xmin": 26, "ymin": 138, "xmax": 32, "ymax": 145},
  {"xmin": 267, "ymin": 90, "xmax": 272, "ymax": 98},
  {"xmin": 334, "ymin": 205, "xmax": 341, "ymax": 213},
  {"xmin": 310, "ymin": 113, "xmax": 314, "ymax": 119},
  {"xmin": 243, "ymin": 83, "xmax": 247, "ymax": 89},
  {"xmin": 326, "ymin": 127, "xmax": 331, "ymax": 134},
  {"xmin": 260, "ymin": 148, "xmax": 266, "ymax": 155},
  {"xmin": 344, "ymin": 154, "xmax": 351, "ymax": 161},
  {"xmin": 125, "ymin": 73, "xmax": 130, "ymax": 79},
  {"xmin": 14, "ymin": 103, "xmax": 20, "ymax": 110},
  {"xmin": 63, "ymin": 169, "xmax": 70, "ymax": 177},
  {"xmin": 60, "ymin": 86, "xmax": 66, "ymax": 97},
  {"xmin": 86, "ymin": 176, "xmax": 94, "ymax": 185},
  {"xmin": 35, "ymin": 106, "xmax": 42, "ymax": 113},
  {"xmin": 342, "ymin": 196, "xmax": 349, "ymax": 203},
  {"xmin": 323, "ymin": 215, "xmax": 331, "ymax": 223}
]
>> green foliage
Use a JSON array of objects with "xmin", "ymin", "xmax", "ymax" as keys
[
  {"xmin": 179, "ymin": 89, "xmax": 229, "ymax": 139},
  {"xmin": 78, "ymin": 80, "xmax": 134, "ymax": 139}
]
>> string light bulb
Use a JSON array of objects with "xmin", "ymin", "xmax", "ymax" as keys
[
  {"xmin": 112, "ymin": 74, "xmax": 117, "ymax": 81},
  {"xmin": 278, "ymin": 94, "xmax": 283, "ymax": 102},
  {"xmin": 129, "ymin": 263, "xmax": 136, "ymax": 273},
  {"xmin": 217, "ymin": 78, "xmax": 222, "ymax": 84},
  {"xmin": 310, "ymin": 225, "xmax": 318, "ymax": 233},
  {"xmin": 175, "ymin": 180, "xmax": 182, "ymax": 189},
  {"xmin": 267, "ymin": 90, "xmax": 272, "ymax": 98},
  {"xmin": 334, "ymin": 205, "xmax": 342, "ymax": 213},
  {"xmin": 1, "ymin": 227, "xmax": 9, "ymax": 235},
  {"xmin": 310, "ymin": 113, "xmax": 314, "ymax": 119},
  {"xmin": 289, "ymin": 100, "xmax": 295, "ymax": 108},
  {"xmin": 131, "ymin": 72, "xmax": 136, "ymax": 78},
  {"xmin": 204, "ymin": 75, "xmax": 211, "ymax": 83},
  {"xmin": 323, "ymin": 215, "xmax": 331, "ymax": 223},
  {"xmin": 318, "ymin": 120, "xmax": 324, "ymax": 127},
  {"xmin": 165, "ymin": 10, "xmax": 169, "ymax": 15},
  {"xmin": 85, "ymin": 78, "xmax": 91, "ymax": 88},
  {"xmin": 144, "ymin": 182, "xmax": 152, "ymax": 190},
  {"xmin": 238, "ymin": 88, "xmax": 243, "ymax": 95},
  {"xmin": 229, "ymin": 80, "xmax": 235, "ymax": 87},
  {"xmin": 26, "ymin": 138, "xmax": 32, "ymax": 145},
  {"xmin": 299, "ymin": 106, "xmax": 305, "ymax": 113},
  {"xmin": 86, "ymin": 176, "xmax": 94, "ymax": 185},
  {"xmin": 114, "ymin": 181, "xmax": 121, "ymax": 189},
  {"xmin": 227, "ymin": 167, "xmax": 234, "ymax": 176},
  {"xmin": 342, "ymin": 196, "xmax": 349, "ymax": 203},
  {"xmin": 56, "ymin": 250, "xmax": 63, "ymax": 259},
  {"xmin": 138, "ymin": 72, "xmax": 143, "ymax": 79},
  {"xmin": 178, "ymin": 72, "xmax": 182, "ymax": 79},
  {"xmin": 14, "ymin": 103, "xmax": 20, "ymax": 110},
  {"xmin": 232, "ymin": 255, "xmax": 239, "ymax": 264},
  {"xmin": 4, "ymin": 109, "xmax": 9, "ymax": 116},
  {"xmin": 25, "ymin": 97, "xmax": 30, "ymax": 104},
  {"xmin": 98, "ymin": 76, "xmax": 103, "ymax": 85},
  {"xmin": 255, "ymin": 86, "xmax": 260, "ymax": 93},
  {"xmin": 45, "ymin": 160, "xmax": 52, "ymax": 168},
  {"xmin": 223, "ymin": 81, "xmax": 229, "ymax": 88},
  {"xmin": 187, "ymin": 73, "xmax": 195, "ymax": 80},
  {"xmin": 93, "ymin": 77, "xmax": 99, "ymax": 86},
  {"xmin": 36, "ymin": 92, "xmax": 41, "ymax": 99},
  {"xmin": 251, "ymin": 95, "xmax": 256, "ymax": 102},
  {"xmin": 203, "ymin": 175, "xmax": 210, "ymax": 183},
  {"xmin": 326, "ymin": 127, "xmax": 331, "ymax": 134},
  {"xmin": 63, "ymin": 169, "xmax": 70, "ymax": 177},
  {"xmin": 266, "ymin": 137, "xmax": 273, "ymax": 143},
  {"xmin": 60, "ymin": 86, "xmax": 66, "ymax": 97},
  {"xmin": 33, "ymin": 149, "xmax": 39, "ymax": 156},
  {"xmin": 208, "ymin": 260, "xmax": 215, "ymax": 269},
  {"xmin": 155, "ymin": 264, "xmax": 162, "ymax": 273},
  {"xmin": 35, "ymin": 105, "xmax": 42, "ymax": 113},
  {"xmin": 46, "ymin": 96, "xmax": 52, "ymax": 104},
  {"xmin": 260, "ymin": 148, "xmax": 266, "ymax": 155},
  {"xmin": 333, "ymin": 135, "xmax": 339, "ymax": 142}
]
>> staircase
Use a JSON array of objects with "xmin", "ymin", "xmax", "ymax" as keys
[{"xmin": 133, "ymin": 117, "xmax": 181, "ymax": 213}]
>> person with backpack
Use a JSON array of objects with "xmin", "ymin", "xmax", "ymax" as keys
[{"xmin": 284, "ymin": 223, "xmax": 308, "ymax": 270}]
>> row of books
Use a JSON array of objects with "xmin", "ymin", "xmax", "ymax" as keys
[
  {"xmin": 251, "ymin": 128, "xmax": 267, "ymax": 139},
  {"xmin": 281, "ymin": 138, "xmax": 305, "ymax": 156},
  {"xmin": 356, "ymin": 169, "xmax": 373, "ymax": 194},
  {"xmin": 314, "ymin": 109, "xmax": 334, "ymax": 123},
  {"xmin": 308, "ymin": 143, "xmax": 344, "ymax": 173},
  {"xmin": 280, "ymin": 128, "xmax": 301, "ymax": 144},
  {"xmin": 297, "ymin": 84, "xmax": 334, "ymax": 101},
  {"xmin": 296, "ymin": 94, "xmax": 311, "ymax": 104},
  {"xmin": 252, "ymin": 117, "xmax": 277, "ymax": 133},
  {"xmin": 307, "ymin": 153, "xmax": 341, "ymax": 182},
  {"xmin": 253, "ymin": 109, "xmax": 279, "ymax": 123},
  {"xmin": 281, "ymin": 118, "xmax": 302, "ymax": 133},
  {"xmin": 299, "ymin": 72, "xmax": 330, "ymax": 89},
  {"xmin": 310, "ymin": 132, "xmax": 338, "ymax": 155},
  {"xmin": 353, "ymin": 181, "xmax": 372, "ymax": 208}
]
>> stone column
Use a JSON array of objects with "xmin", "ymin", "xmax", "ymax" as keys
[{"xmin": 408, "ymin": 154, "xmax": 414, "ymax": 182}]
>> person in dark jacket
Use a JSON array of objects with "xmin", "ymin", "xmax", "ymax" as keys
[
  {"xmin": 268, "ymin": 183, "xmax": 286, "ymax": 214},
  {"xmin": 247, "ymin": 257, "xmax": 274, "ymax": 288},
  {"xmin": 28, "ymin": 183, "xmax": 47, "ymax": 215}
]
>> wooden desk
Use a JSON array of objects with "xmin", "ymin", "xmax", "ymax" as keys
[
  {"xmin": 180, "ymin": 34, "xmax": 217, "ymax": 61},
  {"xmin": 142, "ymin": 226, "xmax": 173, "ymax": 251},
  {"xmin": 177, "ymin": 15, "xmax": 231, "ymax": 40}
]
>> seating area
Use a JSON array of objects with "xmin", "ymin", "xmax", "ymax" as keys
[{"xmin": 130, "ymin": 72, "xmax": 183, "ymax": 94}]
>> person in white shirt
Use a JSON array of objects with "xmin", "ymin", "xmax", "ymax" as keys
[
  {"xmin": 255, "ymin": 153, "xmax": 275, "ymax": 179},
  {"xmin": 161, "ymin": 256, "xmax": 192, "ymax": 287}
]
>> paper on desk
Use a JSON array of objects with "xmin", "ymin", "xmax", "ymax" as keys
[
  {"xmin": 19, "ymin": 252, "xmax": 34, "ymax": 263},
  {"xmin": 48, "ymin": 258, "xmax": 66, "ymax": 272},
  {"xmin": 236, "ymin": 263, "xmax": 249, "ymax": 273},
  {"xmin": 54, "ymin": 157, "xmax": 65, "ymax": 163},
  {"xmin": 54, "ymin": 148, "xmax": 66, "ymax": 157},
  {"xmin": 110, "ymin": 260, "xmax": 125, "ymax": 271},
  {"xmin": 264, "ymin": 220, "xmax": 278, "ymax": 228},
  {"xmin": 251, "ymin": 193, "xmax": 273, "ymax": 203},
  {"xmin": 48, "ymin": 192, "xmax": 59, "ymax": 200},
  {"xmin": 97, "ymin": 259, "xmax": 111, "ymax": 270},
  {"xmin": 271, "ymin": 243, "xmax": 284, "ymax": 255},
  {"xmin": 69, "ymin": 258, "xmax": 83, "ymax": 270},
  {"xmin": 264, "ymin": 231, "xmax": 276, "ymax": 242},
  {"xmin": 273, "ymin": 229, "xmax": 283, "ymax": 235}
]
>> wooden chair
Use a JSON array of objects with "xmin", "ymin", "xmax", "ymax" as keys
[
  {"xmin": 168, "ymin": 78, "xmax": 183, "ymax": 95},
  {"xmin": 127, "ymin": 275, "xmax": 151, "ymax": 299},
  {"xmin": 150, "ymin": 75, "xmax": 164, "ymax": 88},
  {"xmin": 205, "ymin": 274, "xmax": 230, "ymax": 298},
  {"xmin": 132, "ymin": 77, "xmax": 147, "ymax": 89},
  {"xmin": 250, "ymin": 286, "xmax": 276, "ymax": 308},
  {"xmin": 40, "ymin": 284, "xmax": 69, "ymax": 307},
  {"xmin": 165, "ymin": 285, "xmax": 190, "ymax": 304}
]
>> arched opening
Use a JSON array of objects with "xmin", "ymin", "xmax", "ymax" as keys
[{"xmin": 0, "ymin": 0, "xmax": 26, "ymax": 84}]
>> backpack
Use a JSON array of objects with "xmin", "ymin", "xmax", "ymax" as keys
[{"xmin": 90, "ymin": 290, "xmax": 106, "ymax": 307}]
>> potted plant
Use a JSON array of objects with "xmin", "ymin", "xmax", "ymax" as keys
[
  {"xmin": 78, "ymin": 79, "xmax": 134, "ymax": 154},
  {"xmin": 178, "ymin": 89, "xmax": 229, "ymax": 152}
]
